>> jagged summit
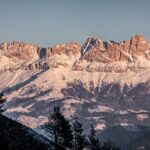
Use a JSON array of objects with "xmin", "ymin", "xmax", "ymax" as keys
[
  {"xmin": 81, "ymin": 34, "xmax": 149, "ymax": 62},
  {"xmin": 131, "ymin": 34, "xmax": 146, "ymax": 41},
  {"xmin": 72, "ymin": 34, "xmax": 150, "ymax": 72},
  {"xmin": 81, "ymin": 36, "xmax": 104, "ymax": 56},
  {"xmin": 0, "ymin": 34, "xmax": 150, "ymax": 72}
]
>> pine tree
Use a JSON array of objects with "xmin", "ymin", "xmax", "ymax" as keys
[
  {"xmin": 102, "ymin": 142, "xmax": 120, "ymax": 150},
  {"xmin": 88, "ymin": 125, "xmax": 102, "ymax": 150},
  {"xmin": 0, "ymin": 92, "xmax": 6, "ymax": 113},
  {"xmin": 72, "ymin": 117, "xmax": 85, "ymax": 150},
  {"xmin": 46, "ymin": 106, "xmax": 73, "ymax": 149},
  {"xmin": 59, "ymin": 115, "xmax": 73, "ymax": 149}
]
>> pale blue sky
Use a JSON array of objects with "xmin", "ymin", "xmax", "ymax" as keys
[{"xmin": 0, "ymin": 0, "xmax": 150, "ymax": 47}]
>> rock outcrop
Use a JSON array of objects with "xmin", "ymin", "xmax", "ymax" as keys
[
  {"xmin": 0, "ymin": 42, "xmax": 39, "ymax": 61},
  {"xmin": 40, "ymin": 42, "xmax": 80, "ymax": 59},
  {"xmin": 73, "ymin": 35, "xmax": 150, "ymax": 72},
  {"xmin": 80, "ymin": 35, "xmax": 150, "ymax": 63}
]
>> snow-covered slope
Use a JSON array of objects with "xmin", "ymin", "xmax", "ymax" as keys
[
  {"xmin": 1, "ymin": 35, "xmax": 150, "ymax": 146},
  {"xmin": 2, "ymin": 67, "xmax": 150, "ymax": 128}
]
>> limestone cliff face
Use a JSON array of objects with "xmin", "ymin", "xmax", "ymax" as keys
[
  {"xmin": 0, "ymin": 35, "xmax": 150, "ymax": 72},
  {"xmin": 73, "ymin": 35, "xmax": 150, "ymax": 72},
  {"xmin": 40, "ymin": 42, "xmax": 80, "ymax": 58},
  {"xmin": 80, "ymin": 35, "xmax": 150, "ymax": 63},
  {"xmin": 0, "ymin": 42, "xmax": 39, "ymax": 61},
  {"xmin": 50, "ymin": 42, "xmax": 80, "ymax": 56},
  {"xmin": 120, "ymin": 35, "xmax": 149, "ymax": 61},
  {"xmin": 28, "ymin": 42, "xmax": 81, "ymax": 70}
]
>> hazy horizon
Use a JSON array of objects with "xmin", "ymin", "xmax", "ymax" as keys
[{"xmin": 0, "ymin": 0, "xmax": 150, "ymax": 47}]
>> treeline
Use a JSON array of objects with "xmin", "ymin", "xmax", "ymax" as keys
[
  {"xmin": 0, "ymin": 92, "xmax": 6, "ymax": 114},
  {"xmin": 46, "ymin": 106, "xmax": 120, "ymax": 150},
  {"xmin": 0, "ymin": 92, "xmax": 120, "ymax": 150}
]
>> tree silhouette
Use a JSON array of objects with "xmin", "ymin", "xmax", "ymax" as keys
[
  {"xmin": 0, "ymin": 92, "xmax": 7, "ymax": 113},
  {"xmin": 88, "ymin": 125, "xmax": 102, "ymax": 150},
  {"xmin": 72, "ymin": 117, "xmax": 85, "ymax": 150},
  {"xmin": 46, "ymin": 106, "xmax": 73, "ymax": 149},
  {"xmin": 102, "ymin": 142, "xmax": 121, "ymax": 150}
]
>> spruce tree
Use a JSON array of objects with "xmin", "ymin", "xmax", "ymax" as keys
[
  {"xmin": 0, "ymin": 92, "xmax": 6, "ymax": 113},
  {"xmin": 88, "ymin": 125, "xmax": 101, "ymax": 150},
  {"xmin": 72, "ymin": 117, "xmax": 85, "ymax": 150},
  {"xmin": 46, "ymin": 106, "xmax": 73, "ymax": 149},
  {"xmin": 102, "ymin": 142, "xmax": 121, "ymax": 150}
]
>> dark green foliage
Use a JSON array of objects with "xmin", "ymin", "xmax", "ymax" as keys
[
  {"xmin": 72, "ymin": 117, "xmax": 85, "ymax": 150},
  {"xmin": 87, "ymin": 126, "xmax": 121, "ymax": 150},
  {"xmin": 102, "ymin": 142, "xmax": 121, "ymax": 150},
  {"xmin": 46, "ymin": 106, "xmax": 73, "ymax": 149},
  {"xmin": 47, "ymin": 106, "xmax": 121, "ymax": 150},
  {"xmin": 0, "ymin": 92, "xmax": 6, "ymax": 113},
  {"xmin": 0, "ymin": 115, "xmax": 59, "ymax": 150},
  {"xmin": 88, "ymin": 125, "xmax": 102, "ymax": 150}
]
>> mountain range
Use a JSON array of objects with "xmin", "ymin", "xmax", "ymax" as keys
[
  {"xmin": 1, "ymin": 34, "xmax": 150, "ymax": 72},
  {"xmin": 1, "ymin": 34, "xmax": 150, "ymax": 149}
]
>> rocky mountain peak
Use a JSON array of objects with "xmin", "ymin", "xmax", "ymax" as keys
[
  {"xmin": 129, "ymin": 34, "xmax": 149, "ymax": 54},
  {"xmin": 80, "ymin": 34, "xmax": 150, "ymax": 62},
  {"xmin": 131, "ymin": 34, "xmax": 146, "ymax": 42},
  {"xmin": 81, "ymin": 36, "xmax": 104, "ymax": 56},
  {"xmin": 0, "ymin": 41, "xmax": 39, "ymax": 61},
  {"xmin": 50, "ymin": 42, "xmax": 80, "ymax": 56}
]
